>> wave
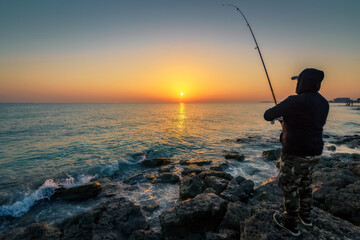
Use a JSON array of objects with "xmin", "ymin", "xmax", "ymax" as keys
[{"xmin": 0, "ymin": 175, "xmax": 94, "ymax": 218}]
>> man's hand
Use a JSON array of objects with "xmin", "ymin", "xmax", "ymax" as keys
[{"xmin": 271, "ymin": 117, "xmax": 283, "ymax": 124}]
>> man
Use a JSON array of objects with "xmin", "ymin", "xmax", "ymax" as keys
[{"xmin": 264, "ymin": 68, "xmax": 329, "ymax": 236}]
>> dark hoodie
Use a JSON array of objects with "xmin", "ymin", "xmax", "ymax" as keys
[{"xmin": 264, "ymin": 68, "xmax": 329, "ymax": 156}]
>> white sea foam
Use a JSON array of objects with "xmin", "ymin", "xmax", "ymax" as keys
[
  {"xmin": 0, "ymin": 175, "xmax": 95, "ymax": 217},
  {"xmin": 0, "ymin": 179, "xmax": 58, "ymax": 217}
]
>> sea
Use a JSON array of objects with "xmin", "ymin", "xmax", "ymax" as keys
[{"xmin": 0, "ymin": 102, "xmax": 359, "ymax": 231}]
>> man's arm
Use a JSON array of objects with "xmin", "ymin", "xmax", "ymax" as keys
[{"xmin": 264, "ymin": 96, "xmax": 296, "ymax": 121}]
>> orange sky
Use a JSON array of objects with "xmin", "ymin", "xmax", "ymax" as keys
[{"xmin": 0, "ymin": 1, "xmax": 359, "ymax": 103}]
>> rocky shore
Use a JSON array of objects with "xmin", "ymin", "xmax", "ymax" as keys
[{"xmin": 1, "ymin": 137, "xmax": 360, "ymax": 239}]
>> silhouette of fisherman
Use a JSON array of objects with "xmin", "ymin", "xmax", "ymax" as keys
[{"xmin": 264, "ymin": 68, "xmax": 329, "ymax": 236}]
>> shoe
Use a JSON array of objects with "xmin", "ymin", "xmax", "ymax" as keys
[
  {"xmin": 299, "ymin": 214, "xmax": 313, "ymax": 227},
  {"xmin": 273, "ymin": 212, "xmax": 301, "ymax": 237}
]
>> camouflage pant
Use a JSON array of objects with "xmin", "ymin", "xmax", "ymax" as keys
[{"xmin": 278, "ymin": 154, "xmax": 320, "ymax": 224}]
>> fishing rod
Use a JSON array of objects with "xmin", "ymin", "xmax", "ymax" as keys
[{"xmin": 222, "ymin": 4, "xmax": 278, "ymax": 106}]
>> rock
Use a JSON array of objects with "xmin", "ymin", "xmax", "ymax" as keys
[
  {"xmin": 179, "ymin": 159, "xmax": 212, "ymax": 166},
  {"xmin": 141, "ymin": 158, "xmax": 172, "ymax": 168},
  {"xmin": 129, "ymin": 230, "xmax": 162, "ymax": 240},
  {"xmin": 220, "ymin": 179, "xmax": 254, "ymax": 203},
  {"xmin": 159, "ymin": 193, "xmax": 228, "ymax": 238},
  {"xmin": 219, "ymin": 202, "xmax": 252, "ymax": 232},
  {"xmin": 198, "ymin": 170, "xmax": 233, "ymax": 181},
  {"xmin": 205, "ymin": 229, "xmax": 239, "ymax": 240},
  {"xmin": 59, "ymin": 197, "xmax": 148, "ymax": 239},
  {"xmin": 158, "ymin": 165, "xmax": 174, "ymax": 173},
  {"xmin": 223, "ymin": 151, "xmax": 245, "ymax": 161},
  {"xmin": 353, "ymin": 165, "xmax": 360, "ymax": 176},
  {"xmin": 141, "ymin": 202, "xmax": 160, "ymax": 212},
  {"xmin": 156, "ymin": 172, "xmax": 180, "ymax": 184},
  {"xmin": 181, "ymin": 164, "xmax": 204, "ymax": 175},
  {"xmin": 203, "ymin": 176, "xmax": 229, "ymax": 195},
  {"xmin": 262, "ymin": 148, "xmax": 281, "ymax": 161},
  {"xmin": 125, "ymin": 173, "xmax": 149, "ymax": 185},
  {"xmin": 0, "ymin": 222, "xmax": 61, "ymax": 240},
  {"xmin": 236, "ymin": 136, "xmax": 258, "ymax": 143},
  {"xmin": 326, "ymin": 145, "xmax": 336, "ymax": 151},
  {"xmin": 210, "ymin": 162, "xmax": 229, "ymax": 172},
  {"xmin": 144, "ymin": 173, "xmax": 158, "ymax": 182},
  {"xmin": 330, "ymin": 134, "xmax": 360, "ymax": 148},
  {"xmin": 313, "ymin": 184, "xmax": 336, "ymax": 203},
  {"xmin": 235, "ymin": 175, "xmax": 246, "ymax": 184},
  {"xmin": 53, "ymin": 182, "xmax": 102, "ymax": 201},
  {"xmin": 179, "ymin": 174, "xmax": 206, "ymax": 200},
  {"xmin": 324, "ymin": 181, "xmax": 360, "ymax": 225}
]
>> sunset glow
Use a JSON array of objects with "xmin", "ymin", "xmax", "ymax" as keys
[{"xmin": 0, "ymin": 0, "xmax": 359, "ymax": 103}]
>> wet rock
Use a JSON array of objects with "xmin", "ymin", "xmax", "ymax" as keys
[
  {"xmin": 156, "ymin": 172, "xmax": 180, "ymax": 184},
  {"xmin": 220, "ymin": 179, "xmax": 254, "ymax": 203},
  {"xmin": 330, "ymin": 134, "xmax": 360, "ymax": 148},
  {"xmin": 262, "ymin": 148, "xmax": 281, "ymax": 161},
  {"xmin": 52, "ymin": 182, "xmax": 102, "ymax": 202},
  {"xmin": 236, "ymin": 136, "xmax": 258, "ymax": 143},
  {"xmin": 59, "ymin": 197, "xmax": 148, "ymax": 239},
  {"xmin": 144, "ymin": 173, "xmax": 158, "ymax": 182},
  {"xmin": 129, "ymin": 230, "xmax": 162, "ymax": 240},
  {"xmin": 353, "ymin": 165, "xmax": 360, "ymax": 176},
  {"xmin": 324, "ymin": 181, "xmax": 360, "ymax": 225},
  {"xmin": 223, "ymin": 151, "xmax": 245, "ymax": 161},
  {"xmin": 326, "ymin": 145, "xmax": 336, "ymax": 151},
  {"xmin": 141, "ymin": 202, "xmax": 160, "ymax": 212},
  {"xmin": 219, "ymin": 202, "xmax": 252, "ymax": 232},
  {"xmin": 210, "ymin": 162, "xmax": 229, "ymax": 172},
  {"xmin": 203, "ymin": 176, "xmax": 229, "ymax": 195},
  {"xmin": 179, "ymin": 174, "xmax": 206, "ymax": 200},
  {"xmin": 0, "ymin": 222, "xmax": 61, "ymax": 240},
  {"xmin": 159, "ymin": 193, "xmax": 228, "ymax": 238},
  {"xmin": 158, "ymin": 165, "xmax": 174, "ymax": 173},
  {"xmin": 198, "ymin": 170, "xmax": 233, "ymax": 181},
  {"xmin": 179, "ymin": 159, "xmax": 212, "ymax": 166},
  {"xmin": 205, "ymin": 229, "xmax": 239, "ymax": 240},
  {"xmin": 313, "ymin": 184, "xmax": 336, "ymax": 203},
  {"xmin": 125, "ymin": 173, "xmax": 149, "ymax": 185},
  {"xmin": 141, "ymin": 158, "xmax": 172, "ymax": 168},
  {"xmin": 181, "ymin": 164, "xmax": 204, "ymax": 175}
]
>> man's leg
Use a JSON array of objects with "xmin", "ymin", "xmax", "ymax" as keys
[
  {"xmin": 299, "ymin": 157, "xmax": 319, "ymax": 223},
  {"xmin": 278, "ymin": 155, "xmax": 302, "ymax": 226}
]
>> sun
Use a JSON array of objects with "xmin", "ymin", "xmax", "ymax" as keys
[{"xmin": 180, "ymin": 92, "xmax": 184, "ymax": 96}]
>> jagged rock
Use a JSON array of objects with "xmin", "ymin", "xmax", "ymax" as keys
[
  {"xmin": 203, "ymin": 176, "xmax": 229, "ymax": 195},
  {"xmin": 313, "ymin": 184, "xmax": 336, "ymax": 203},
  {"xmin": 220, "ymin": 179, "xmax": 254, "ymax": 203},
  {"xmin": 223, "ymin": 151, "xmax": 245, "ymax": 161},
  {"xmin": 324, "ymin": 181, "xmax": 360, "ymax": 225},
  {"xmin": 330, "ymin": 134, "xmax": 360, "ymax": 148},
  {"xmin": 125, "ymin": 173, "xmax": 149, "ymax": 185},
  {"xmin": 262, "ymin": 148, "xmax": 281, "ymax": 161},
  {"xmin": 141, "ymin": 202, "xmax": 160, "ymax": 212},
  {"xmin": 219, "ymin": 202, "xmax": 252, "ymax": 232},
  {"xmin": 52, "ymin": 182, "xmax": 102, "ymax": 201},
  {"xmin": 156, "ymin": 172, "xmax": 180, "ymax": 184},
  {"xmin": 181, "ymin": 164, "xmax": 204, "ymax": 175},
  {"xmin": 0, "ymin": 222, "xmax": 61, "ymax": 240},
  {"xmin": 198, "ymin": 170, "xmax": 233, "ymax": 181},
  {"xmin": 179, "ymin": 174, "xmax": 206, "ymax": 200},
  {"xmin": 129, "ymin": 230, "xmax": 162, "ymax": 240},
  {"xmin": 326, "ymin": 145, "xmax": 336, "ymax": 151},
  {"xmin": 353, "ymin": 165, "xmax": 360, "ymax": 176},
  {"xmin": 205, "ymin": 229, "xmax": 239, "ymax": 240},
  {"xmin": 158, "ymin": 165, "xmax": 174, "ymax": 173},
  {"xmin": 159, "ymin": 193, "xmax": 228, "ymax": 238},
  {"xmin": 210, "ymin": 162, "xmax": 229, "ymax": 172},
  {"xmin": 141, "ymin": 158, "xmax": 172, "ymax": 168},
  {"xmin": 59, "ymin": 197, "xmax": 148, "ymax": 239},
  {"xmin": 179, "ymin": 159, "xmax": 212, "ymax": 166}
]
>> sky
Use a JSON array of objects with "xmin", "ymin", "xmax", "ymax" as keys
[{"xmin": 0, "ymin": 0, "xmax": 359, "ymax": 103}]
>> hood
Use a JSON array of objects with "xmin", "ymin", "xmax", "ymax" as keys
[{"xmin": 295, "ymin": 68, "xmax": 324, "ymax": 94}]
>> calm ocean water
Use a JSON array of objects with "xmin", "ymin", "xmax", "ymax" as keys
[{"xmin": 0, "ymin": 103, "xmax": 359, "ymax": 230}]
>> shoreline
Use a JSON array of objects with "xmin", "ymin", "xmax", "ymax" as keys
[{"xmin": 1, "ymin": 134, "xmax": 360, "ymax": 239}]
